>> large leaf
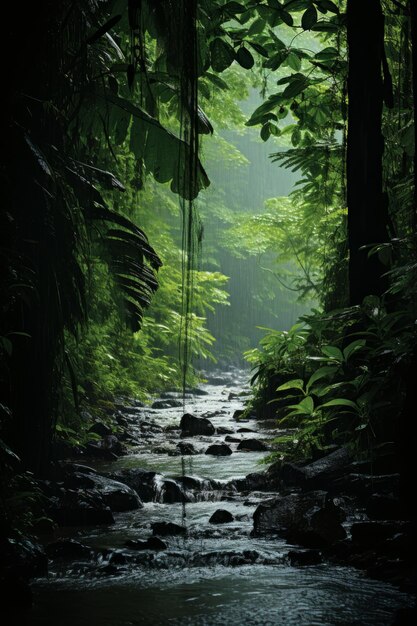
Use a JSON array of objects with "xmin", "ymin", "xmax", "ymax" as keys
[
  {"xmin": 210, "ymin": 38, "xmax": 236, "ymax": 73},
  {"xmin": 306, "ymin": 365, "xmax": 338, "ymax": 391},
  {"xmin": 321, "ymin": 398, "xmax": 359, "ymax": 411},
  {"xmin": 277, "ymin": 378, "xmax": 305, "ymax": 392},
  {"xmin": 103, "ymin": 93, "xmax": 210, "ymax": 200},
  {"xmin": 321, "ymin": 345, "xmax": 343, "ymax": 361}
]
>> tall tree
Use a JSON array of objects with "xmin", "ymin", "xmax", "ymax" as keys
[{"xmin": 346, "ymin": 0, "xmax": 388, "ymax": 304}]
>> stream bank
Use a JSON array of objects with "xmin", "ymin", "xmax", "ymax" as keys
[{"xmin": 2, "ymin": 370, "xmax": 415, "ymax": 625}]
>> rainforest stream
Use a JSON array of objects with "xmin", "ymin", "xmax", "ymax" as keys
[{"xmin": 26, "ymin": 371, "xmax": 413, "ymax": 626}]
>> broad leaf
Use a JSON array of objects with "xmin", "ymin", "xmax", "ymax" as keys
[
  {"xmin": 301, "ymin": 6, "xmax": 318, "ymax": 30},
  {"xmin": 343, "ymin": 339, "xmax": 366, "ymax": 361},
  {"xmin": 306, "ymin": 366, "xmax": 338, "ymax": 391},
  {"xmin": 236, "ymin": 47, "xmax": 255, "ymax": 69},
  {"xmin": 210, "ymin": 38, "xmax": 236, "ymax": 73},
  {"xmin": 277, "ymin": 378, "xmax": 305, "ymax": 392},
  {"xmin": 321, "ymin": 345, "xmax": 343, "ymax": 361},
  {"xmin": 321, "ymin": 398, "xmax": 359, "ymax": 410}
]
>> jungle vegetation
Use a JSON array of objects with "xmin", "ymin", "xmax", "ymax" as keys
[{"xmin": 1, "ymin": 0, "xmax": 416, "ymax": 524}]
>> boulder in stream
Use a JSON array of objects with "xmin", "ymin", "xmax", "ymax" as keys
[
  {"xmin": 176, "ymin": 441, "xmax": 198, "ymax": 455},
  {"xmin": 62, "ymin": 467, "xmax": 143, "ymax": 512},
  {"xmin": 237, "ymin": 439, "xmax": 268, "ymax": 452},
  {"xmin": 45, "ymin": 539, "xmax": 91, "ymax": 559},
  {"xmin": 287, "ymin": 549, "xmax": 322, "ymax": 566},
  {"xmin": 48, "ymin": 489, "xmax": 115, "ymax": 526},
  {"xmin": 125, "ymin": 537, "xmax": 167, "ymax": 551},
  {"xmin": 152, "ymin": 399, "xmax": 182, "ymax": 409},
  {"xmin": 87, "ymin": 474, "xmax": 143, "ymax": 511},
  {"xmin": 280, "ymin": 447, "xmax": 352, "ymax": 489},
  {"xmin": 209, "ymin": 509, "xmax": 234, "ymax": 524},
  {"xmin": 151, "ymin": 522, "xmax": 187, "ymax": 536},
  {"xmin": 217, "ymin": 427, "xmax": 234, "ymax": 435},
  {"xmin": 180, "ymin": 413, "xmax": 215, "ymax": 436},
  {"xmin": 252, "ymin": 490, "xmax": 346, "ymax": 548},
  {"xmin": 225, "ymin": 435, "xmax": 241, "ymax": 443},
  {"xmin": 106, "ymin": 468, "xmax": 158, "ymax": 502},
  {"xmin": 205, "ymin": 443, "xmax": 232, "ymax": 456},
  {"xmin": 158, "ymin": 478, "xmax": 190, "ymax": 503}
]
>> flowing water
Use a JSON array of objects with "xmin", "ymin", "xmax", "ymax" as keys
[{"xmin": 26, "ymin": 370, "xmax": 412, "ymax": 625}]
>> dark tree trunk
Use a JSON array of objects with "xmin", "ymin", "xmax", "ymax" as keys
[
  {"xmin": 410, "ymin": 0, "xmax": 417, "ymax": 226},
  {"xmin": 346, "ymin": 0, "xmax": 387, "ymax": 305}
]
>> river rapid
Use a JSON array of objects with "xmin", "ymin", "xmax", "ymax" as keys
[{"xmin": 26, "ymin": 370, "xmax": 412, "ymax": 626}]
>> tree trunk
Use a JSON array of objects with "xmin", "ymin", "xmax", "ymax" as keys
[{"xmin": 346, "ymin": 0, "xmax": 387, "ymax": 305}]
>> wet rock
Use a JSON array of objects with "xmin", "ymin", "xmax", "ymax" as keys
[
  {"xmin": 237, "ymin": 439, "xmax": 268, "ymax": 452},
  {"xmin": 45, "ymin": 539, "xmax": 91, "ymax": 559},
  {"xmin": 205, "ymin": 443, "xmax": 232, "ymax": 456},
  {"xmin": 217, "ymin": 426, "xmax": 234, "ymax": 435},
  {"xmin": 350, "ymin": 521, "xmax": 411, "ymax": 548},
  {"xmin": 237, "ymin": 427, "xmax": 254, "ymax": 433},
  {"xmin": 67, "ymin": 463, "xmax": 97, "ymax": 475},
  {"xmin": 88, "ymin": 474, "xmax": 142, "ymax": 511},
  {"xmin": 152, "ymin": 399, "xmax": 182, "ymax": 409},
  {"xmin": 97, "ymin": 563, "xmax": 121, "ymax": 575},
  {"xmin": 288, "ymin": 549, "xmax": 322, "ymax": 566},
  {"xmin": 88, "ymin": 421, "xmax": 112, "ymax": 438},
  {"xmin": 151, "ymin": 522, "xmax": 186, "ymax": 536},
  {"xmin": 209, "ymin": 509, "xmax": 234, "ymax": 524},
  {"xmin": 180, "ymin": 413, "xmax": 215, "ymax": 437},
  {"xmin": 86, "ymin": 434, "xmax": 125, "ymax": 460},
  {"xmin": 366, "ymin": 494, "xmax": 403, "ymax": 520},
  {"xmin": 0, "ymin": 537, "xmax": 48, "ymax": 579},
  {"xmin": 106, "ymin": 468, "xmax": 157, "ymax": 502},
  {"xmin": 31, "ymin": 516, "xmax": 57, "ymax": 535},
  {"xmin": 333, "ymin": 473, "xmax": 400, "ymax": 497},
  {"xmin": 48, "ymin": 490, "xmax": 115, "ymax": 526},
  {"xmin": 252, "ymin": 491, "xmax": 346, "ymax": 547},
  {"xmin": 125, "ymin": 537, "xmax": 167, "ymax": 551},
  {"xmin": 176, "ymin": 441, "xmax": 197, "ymax": 455},
  {"xmin": 190, "ymin": 388, "xmax": 209, "ymax": 396},
  {"xmin": 152, "ymin": 443, "xmax": 178, "ymax": 455},
  {"xmin": 280, "ymin": 447, "xmax": 351, "ymax": 489},
  {"xmin": 63, "ymin": 472, "xmax": 97, "ymax": 490},
  {"xmin": 62, "ymin": 467, "xmax": 143, "ymax": 512},
  {"xmin": 232, "ymin": 471, "xmax": 273, "ymax": 492},
  {"xmin": 225, "ymin": 435, "xmax": 241, "ymax": 443},
  {"xmin": 233, "ymin": 409, "xmax": 246, "ymax": 420},
  {"xmin": 158, "ymin": 478, "xmax": 190, "ymax": 504}
]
